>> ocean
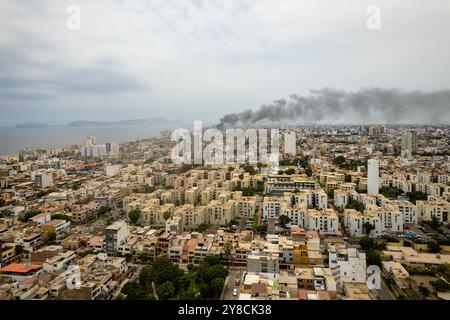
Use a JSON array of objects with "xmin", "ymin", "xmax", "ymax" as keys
[{"xmin": 0, "ymin": 125, "xmax": 176, "ymax": 156}]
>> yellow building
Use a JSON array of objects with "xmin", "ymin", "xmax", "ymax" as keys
[{"xmin": 293, "ymin": 242, "xmax": 309, "ymax": 266}]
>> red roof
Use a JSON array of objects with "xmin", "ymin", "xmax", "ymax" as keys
[{"xmin": 0, "ymin": 263, "xmax": 42, "ymax": 274}]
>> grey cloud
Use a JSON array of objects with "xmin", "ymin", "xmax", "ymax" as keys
[{"xmin": 0, "ymin": 65, "xmax": 146, "ymax": 100}]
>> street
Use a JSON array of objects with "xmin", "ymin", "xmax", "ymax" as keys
[{"xmin": 221, "ymin": 268, "xmax": 245, "ymax": 300}]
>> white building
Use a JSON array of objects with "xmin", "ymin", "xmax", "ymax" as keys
[
  {"xmin": 166, "ymin": 216, "xmax": 182, "ymax": 235},
  {"xmin": 34, "ymin": 172, "xmax": 53, "ymax": 189},
  {"xmin": 344, "ymin": 209, "xmax": 382, "ymax": 238},
  {"xmin": 401, "ymin": 129, "xmax": 417, "ymax": 158},
  {"xmin": 80, "ymin": 144, "xmax": 107, "ymax": 158},
  {"xmin": 105, "ymin": 164, "xmax": 122, "ymax": 177},
  {"xmin": 367, "ymin": 159, "xmax": 379, "ymax": 195},
  {"xmin": 107, "ymin": 141, "xmax": 120, "ymax": 157},
  {"xmin": 329, "ymin": 246, "xmax": 367, "ymax": 286},
  {"xmin": 105, "ymin": 221, "xmax": 129, "ymax": 252}
]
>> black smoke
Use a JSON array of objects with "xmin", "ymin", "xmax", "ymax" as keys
[{"xmin": 218, "ymin": 88, "xmax": 450, "ymax": 127}]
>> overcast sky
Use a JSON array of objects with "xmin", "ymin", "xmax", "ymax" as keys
[{"xmin": 0, "ymin": 0, "xmax": 449, "ymax": 126}]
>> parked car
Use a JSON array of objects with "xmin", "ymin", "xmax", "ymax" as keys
[{"xmin": 232, "ymin": 288, "xmax": 238, "ymax": 296}]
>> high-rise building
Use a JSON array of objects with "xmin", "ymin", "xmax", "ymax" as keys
[
  {"xmin": 106, "ymin": 141, "xmax": 120, "ymax": 157},
  {"xmin": 105, "ymin": 221, "xmax": 129, "ymax": 252},
  {"xmin": 79, "ymin": 144, "xmax": 107, "ymax": 158},
  {"xmin": 401, "ymin": 129, "xmax": 417, "ymax": 157},
  {"xmin": 367, "ymin": 159, "xmax": 379, "ymax": 195},
  {"xmin": 84, "ymin": 136, "xmax": 95, "ymax": 146},
  {"xmin": 34, "ymin": 172, "xmax": 53, "ymax": 189}
]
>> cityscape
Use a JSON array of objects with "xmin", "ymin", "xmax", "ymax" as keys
[
  {"xmin": 1, "ymin": 0, "xmax": 450, "ymax": 309},
  {"xmin": 1, "ymin": 125, "xmax": 450, "ymax": 301}
]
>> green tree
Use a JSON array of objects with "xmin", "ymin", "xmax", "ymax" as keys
[
  {"xmin": 196, "ymin": 223, "xmax": 210, "ymax": 233},
  {"xmin": 379, "ymin": 187, "xmax": 403, "ymax": 199},
  {"xmin": 362, "ymin": 222, "xmax": 375, "ymax": 236},
  {"xmin": 346, "ymin": 199, "xmax": 365, "ymax": 213},
  {"xmin": 333, "ymin": 155, "xmax": 346, "ymax": 165},
  {"xmin": 19, "ymin": 210, "xmax": 42, "ymax": 222},
  {"xmin": 406, "ymin": 191, "xmax": 428, "ymax": 204},
  {"xmin": 366, "ymin": 250, "xmax": 381, "ymax": 266},
  {"xmin": 223, "ymin": 241, "xmax": 233, "ymax": 265},
  {"xmin": 256, "ymin": 225, "xmax": 268, "ymax": 235},
  {"xmin": 419, "ymin": 285, "xmax": 430, "ymax": 297},
  {"xmin": 242, "ymin": 165, "xmax": 256, "ymax": 175},
  {"xmin": 97, "ymin": 206, "xmax": 111, "ymax": 216},
  {"xmin": 163, "ymin": 211, "xmax": 172, "ymax": 221},
  {"xmin": 284, "ymin": 168, "xmax": 295, "ymax": 175},
  {"xmin": 157, "ymin": 281, "xmax": 175, "ymax": 300},
  {"xmin": 430, "ymin": 216, "xmax": 442, "ymax": 230},
  {"xmin": 430, "ymin": 279, "xmax": 450, "ymax": 292},
  {"xmin": 128, "ymin": 209, "xmax": 141, "ymax": 225},
  {"xmin": 15, "ymin": 244, "xmax": 24, "ymax": 255},
  {"xmin": 138, "ymin": 252, "xmax": 150, "ymax": 264},
  {"xmin": 359, "ymin": 237, "xmax": 375, "ymax": 251},
  {"xmin": 47, "ymin": 230, "xmax": 57, "ymax": 243},
  {"xmin": 208, "ymin": 277, "xmax": 225, "ymax": 299},
  {"xmin": 51, "ymin": 214, "xmax": 72, "ymax": 222},
  {"xmin": 278, "ymin": 214, "xmax": 291, "ymax": 228},
  {"xmin": 428, "ymin": 241, "xmax": 441, "ymax": 253}
]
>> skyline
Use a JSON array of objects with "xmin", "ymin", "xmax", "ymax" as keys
[{"xmin": 1, "ymin": 0, "xmax": 450, "ymax": 125}]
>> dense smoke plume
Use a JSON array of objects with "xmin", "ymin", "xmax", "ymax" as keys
[{"xmin": 218, "ymin": 88, "xmax": 450, "ymax": 127}]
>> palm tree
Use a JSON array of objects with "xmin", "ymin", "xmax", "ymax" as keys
[{"xmin": 223, "ymin": 241, "xmax": 233, "ymax": 268}]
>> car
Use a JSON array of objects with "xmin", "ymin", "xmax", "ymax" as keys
[
  {"xmin": 235, "ymin": 279, "xmax": 240, "ymax": 285},
  {"xmin": 232, "ymin": 288, "xmax": 238, "ymax": 296}
]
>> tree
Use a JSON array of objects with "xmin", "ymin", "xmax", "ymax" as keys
[
  {"xmin": 97, "ymin": 206, "xmax": 111, "ymax": 216},
  {"xmin": 47, "ymin": 230, "xmax": 57, "ymax": 243},
  {"xmin": 284, "ymin": 168, "xmax": 295, "ymax": 175},
  {"xmin": 430, "ymin": 279, "xmax": 450, "ymax": 292},
  {"xmin": 176, "ymin": 274, "xmax": 192, "ymax": 291},
  {"xmin": 15, "ymin": 244, "xmax": 24, "ymax": 255},
  {"xmin": 223, "ymin": 241, "xmax": 233, "ymax": 265},
  {"xmin": 256, "ymin": 225, "xmax": 268, "ymax": 235},
  {"xmin": 366, "ymin": 250, "xmax": 381, "ymax": 266},
  {"xmin": 138, "ymin": 252, "xmax": 149, "ymax": 264},
  {"xmin": 242, "ymin": 165, "xmax": 256, "ymax": 175},
  {"xmin": 428, "ymin": 241, "xmax": 441, "ymax": 253},
  {"xmin": 278, "ymin": 214, "xmax": 291, "ymax": 229},
  {"xmin": 51, "ymin": 214, "xmax": 71, "ymax": 222},
  {"xmin": 333, "ymin": 155, "xmax": 346, "ymax": 165},
  {"xmin": 163, "ymin": 211, "xmax": 172, "ymax": 221},
  {"xmin": 430, "ymin": 216, "xmax": 442, "ymax": 231},
  {"xmin": 71, "ymin": 182, "xmax": 81, "ymax": 190},
  {"xmin": 19, "ymin": 210, "xmax": 42, "ymax": 222},
  {"xmin": 359, "ymin": 237, "xmax": 375, "ymax": 251},
  {"xmin": 419, "ymin": 285, "xmax": 430, "ymax": 297},
  {"xmin": 157, "ymin": 281, "xmax": 175, "ymax": 300},
  {"xmin": 406, "ymin": 191, "xmax": 428, "ymax": 204},
  {"xmin": 346, "ymin": 199, "xmax": 365, "ymax": 213},
  {"xmin": 362, "ymin": 222, "xmax": 375, "ymax": 237},
  {"xmin": 380, "ymin": 187, "xmax": 403, "ymax": 199},
  {"xmin": 125, "ymin": 253, "xmax": 134, "ymax": 262},
  {"xmin": 128, "ymin": 209, "xmax": 141, "ymax": 225},
  {"xmin": 208, "ymin": 277, "xmax": 225, "ymax": 299},
  {"xmin": 196, "ymin": 223, "xmax": 210, "ymax": 233},
  {"xmin": 203, "ymin": 255, "xmax": 221, "ymax": 266}
]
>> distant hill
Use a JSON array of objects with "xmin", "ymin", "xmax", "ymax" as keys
[
  {"xmin": 66, "ymin": 118, "xmax": 185, "ymax": 127},
  {"xmin": 15, "ymin": 122, "xmax": 50, "ymax": 128}
]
